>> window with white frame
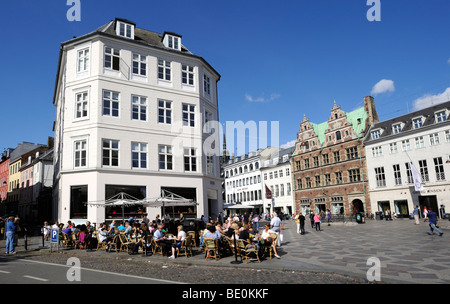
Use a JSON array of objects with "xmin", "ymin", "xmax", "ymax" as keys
[
  {"xmin": 393, "ymin": 164, "xmax": 401, "ymax": 185},
  {"xmin": 74, "ymin": 140, "xmax": 87, "ymax": 168},
  {"xmin": 434, "ymin": 157, "xmax": 445, "ymax": 181},
  {"xmin": 418, "ymin": 160, "xmax": 429, "ymax": 182},
  {"xmin": 182, "ymin": 65, "xmax": 194, "ymax": 85},
  {"xmin": 412, "ymin": 117, "xmax": 423, "ymax": 129},
  {"xmin": 158, "ymin": 145, "xmax": 173, "ymax": 170},
  {"xmin": 75, "ymin": 91, "xmax": 88, "ymax": 119},
  {"xmin": 430, "ymin": 133, "xmax": 440, "ymax": 145},
  {"xmin": 204, "ymin": 110, "xmax": 214, "ymax": 134},
  {"xmin": 77, "ymin": 48, "xmax": 89, "ymax": 73},
  {"xmin": 348, "ymin": 169, "xmax": 361, "ymax": 183},
  {"xmin": 370, "ymin": 129, "xmax": 381, "ymax": 140},
  {"xmin": 372, "ymin": 146, "xmax": 382, "ymax": 157},
  {"xmin": 446, "ymin": 130, "xmax": 450, "ymax": 142},
  {"xmin": 390, "ymin": 142, "xmax": 398, "ymax": 154},
  {"xmin": 207, "ymin": 155, "xmax": 215, "ymax": 175},
  {"xmin": 102, "ymin": 91, "xmax": 119, "ymax": 117},
  {"xmin": 182, "ymin": 104, "xmax": 195, "ymax": 127},
  {"xmin": 102, "ymin": 139, "xmax": 119, "ymax": 167},
  {"xmin": 131, "ymin": 95, "xmax": 147, "ymax": 121},
  {"xmin": 203, "ymin": 74, "xmax": 211, "ymax": 96},
  {"xmin": 435, "ymin": 111, "xmax": 447, "ymax": 123},
  {"xmin": 184, "ymin": 148, "xmax": 197, "ymax": 172},
  {"xmin": 401, "ymin": 139, "xmax": 410, "ymax": 151},
  {"xmin": 392, "ymin": 123, "xmax": 402, "ymax": 134},
  {"xmin": 117, "ymin": 22, "xmax": 133, "ymax": 39},
  {"xmin": 158, "ymin": 100, "xmax": 172, "ymax": 124},
  {"xmin": 104, "ymin": 47, "xmax": 120, "ymax": 71},
  {"xmin": 131, "ymin": 142, "xmax": 147, "ymax": 169},
  {"xmin": 375, "ymin": 167, "xmax": 386, "ymax": 187},
  {"xmin": 132, "ymin": 54, "xmax": 146, "ymax": 76},
  {"xmin": 158, "ymin": 59, "xmax": 171, "ymax": 81},
  {"xmin": 405, "ymin": 163, "xmax": 413, "ymax": 184},
  {"xmin": 415, "ymin": 136, "xmax": 424, "ymax": 148},
  {"xmin": 168, "ymin": 35, "xmax": 179, "ymax": 50}
]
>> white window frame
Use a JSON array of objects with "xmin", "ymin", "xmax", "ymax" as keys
[
  {"xmin": 371, "ymin": 146, "xmax": 382, "ymax": 157},
  {"xmin": 430, "ymin": 133, "xmax": 440, "ymax": 145},
  {"xmin": 184, "ymin": 148, "xmax": 197, "ymax": 172},
  {"xmin": 392, "ymin": 123, "xmax": 402, "ymax": 134},
  {"xmin": 74, "ymin": 91, "xmax": 89, "ymax": 120},
  {"xmin": 158, "ymin": 100, "xmax": 172, "ymax": 124},
  {"xmin": 412, "ymin": 117, "xmax": 423, "ymax": 129},
  {"xmin": 132, "ymin": 53, "xmax": 147, "ymax": 76},
  {"xmin": 157, "ymin": 59, "xmax": 171, "ymax": 81},
  {"xmin": 390, "ymin": 142, "xmax": 398, "ymax": 154},
  {"xmin": 102, "ymin": 139, "xmax": 119, "ymax": 167},
  {"xmin": 102, "ymin": 90, "xmax": 119, "ymax": 117},
  {"xmin": 73, "ymin": 139, "xmax": 87, "ymax": 168},
  {"xmin": 401, "ymin": 139, "xmax": 410, "ymax": 151},
  {"xmin": 206, "ymin": 155, "xmax": 215, "ymax": 175},
  {"xmin": 415, "ymin": 136, "xmax": 424, "ymax": 149},
  {"xmin": 182, "ymin": 64, "xmax": 194, "ymax": 86},
  {"xmin": 435, "ymin": 110, "xmax": 447, "ymax": 123},
  {"xmin": 131, "ymin": 142, "xmax": 147, "ymax": 169},
  {"xmin": 77, "ymin": 48, "xmax": 90, "ymax": 73},
  {"xmin": 203, "ymin": 74, "xmax": 211, "ymax": 96},
  {"xmin": 158, "ymin": 145, "xmax": 173, "ymax": 171},
  {"xmin": 116, "ymin": 21, "xmax": 134, "ymax": 39},
  {"xmin": 104, "ymin": 47, "xmax": 120, "ymax": 71},
  {"xmin": 131, "ymin": 95, "xmax": 147, "ymax": 121},
  {"xmin": 370, "ymin": 129, "xmax": 382, "ymax": 140},
  {"xmin": 182, "ymin": 104, "xmax": 195, "ymax": 127}
]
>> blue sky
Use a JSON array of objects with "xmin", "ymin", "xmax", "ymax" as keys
[{"xmin": 1, "ymin": 0, "xmax": 449, "ymax": 156}]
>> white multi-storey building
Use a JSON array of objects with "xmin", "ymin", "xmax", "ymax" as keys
[
  {"xmin": 223, "ymin": 147, "xmax": 280, "ymax": 215},
  {"xmin": 364, "ymin": 101, "xmax": 450, "ymax": 218},
  {"xmin": 52, "ymin": 18, "xmax": 222, "ymax": 225},
  {"xmin": 260, "ymin": 146, "xmax": 295, "ymax": 216}
]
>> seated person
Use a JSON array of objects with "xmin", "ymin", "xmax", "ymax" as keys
[
  {"xmin": 169, "ymin": 225, "xmax": 187, "ymax": 259},
  {"xmin": 238, "ymin": 224, "xmax": 251, "ymax": 244},
  {"xmin": 97, "ymin": 223, "xmax": 114, "ymax": 248},
  {"xmin": 153, "ymin": 224, "xmax": 171, "ymax": 256},
  {"xmin": 260, "ymin": 223, "xmax": 280, "ymax": 259},
  {"xmin": 204, "ymin": 225, "xmax": 221, "ymax": 240},
  {"xmin": 129, "ymin": 224, "xmax": 150, "ymax": 255}
]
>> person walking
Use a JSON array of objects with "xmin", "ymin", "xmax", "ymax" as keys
[
  {"xmin": 326, "ymin": 209, "xmax": 332, "ymax": 226},
  {"xmin": 314, "ymin": 212, "xmax": 322, "ymax": 231},
  {"xmin": 413, "ymin": 205, "xmax": 420, "ymax": 225},
  {"xmin": 5, "ymin": 216, "xmax": 18, "ymax": 254},
  {"xmin": 295, "ymin": 213, "xmax": 301, "ymax": 234},
  {"xmin": 310, "ymin": 212, "xmax": 315, "ymax": 229},
  {"xmin": 423, "ymin": 207, "xmax": 428, "ymax": 220},
  {"xmin": 270, "ymin": 212, "xmax": 282, "ymax": 246},
  {"xmin": 424, "ymin": 209, "xmax": 443, "ymax": 236},
  {"xmin": 298, "ymin": 212, "xmax": 306, "ymax": 235}
]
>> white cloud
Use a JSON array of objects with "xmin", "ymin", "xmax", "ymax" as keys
[
  {"xmin": 412, "ymin": 87, "xmax": 450, "ymax": 111},
  {"xmin": 371, "ymin": 79, "xmax": 395, "ymax": 96},
  {"xmin": 447, "ymin": 58, "xmax": 450, "ymax": 65},
  {"xmin": 245, "ymin": 93, "xmax": 280, "ymax": 103},
  {"xmin": 280, "ymin": 139, "xmax": 296, "ymax": 149}
]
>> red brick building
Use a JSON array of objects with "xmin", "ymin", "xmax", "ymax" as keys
[{"xmin": 292, "ymin": 96, "xmax": 378, "ymax": 217}]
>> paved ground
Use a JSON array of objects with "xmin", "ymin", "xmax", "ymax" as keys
[{"xmin": 2, "ymin": 217, "xmax": 449, "ymax": 284}]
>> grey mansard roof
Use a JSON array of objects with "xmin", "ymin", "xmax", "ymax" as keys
[{"xmin": 363, "ymin": 100, "xmax": 450, "ymax": 145}]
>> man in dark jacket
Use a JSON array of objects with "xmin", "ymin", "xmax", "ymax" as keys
[
  {"xmin": 425, "ymin": 209, "xmax": 444, "ymax": 236},
  {"xmin": 298, "ymin": 213, "xmax": 306, "ymax": 235}
]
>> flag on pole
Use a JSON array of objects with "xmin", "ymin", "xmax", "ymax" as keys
[
  {"xmin": 265, "ymin": 184, "xmax": 272, "ymax": 199},
  {"xmin": 409, "ymin": 162, "xmax": 423, "ymax": 191}
]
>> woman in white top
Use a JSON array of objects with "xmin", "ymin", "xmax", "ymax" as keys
[
  {"xmin": 260, "ymin": 223, "xmax": 280, "ymax": 258},
  {"xmin": 169, "ymin": 225, "xmax": 186, "ymax": 259}
]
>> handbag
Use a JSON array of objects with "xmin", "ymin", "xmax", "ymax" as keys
[{"xmin": 279, "ymin": 233, "xmax": 283, "ymax": 242}]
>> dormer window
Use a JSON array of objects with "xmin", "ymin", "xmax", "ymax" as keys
[
  {"xmin": 115, "ymin": 19, "xmax": 135, "ymax": 39},
  {"xmin": 392, "ymin": 123, "xmax": 402, "ymax": 134},
  {"xmin": 412, "ymin": 117, "xmax": 423, "ymax": 129},
  {"xmin": 162, "ymin": 32, "xmax": 182, "ymax": 51},
  {"xmin": 435, "ymin": 110, "xmax": 447, "ymax": 123},
  {"xmin": 370, "ymin": 129, "xmax": 382, "ymax": 140}
]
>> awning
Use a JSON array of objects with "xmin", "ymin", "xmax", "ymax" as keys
[{"xmin": 224, "ymin": 204, "xmax": 261, "ymax": 209}]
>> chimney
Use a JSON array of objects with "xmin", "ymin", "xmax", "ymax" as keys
[{"xmin": 364, "ymin": 96, "xmax": 379, "ymax": 127}]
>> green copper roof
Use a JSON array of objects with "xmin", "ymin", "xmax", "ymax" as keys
[{"xmin": 310, "ymin": 106, "xmax": 368, "ymax": 146}]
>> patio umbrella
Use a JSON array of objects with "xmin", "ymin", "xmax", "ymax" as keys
[
  {"xmin": 86, "ymin": 192, "xmax": 141, "ymax": 223},
  {"xmin": 142, "ymin": 190, "xmax": 197, "ymax": 218}
]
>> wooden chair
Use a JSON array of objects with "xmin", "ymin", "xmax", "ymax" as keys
[
  {"xmin": 152, "ymin": 237, "xmax": 164, "ymax": 256},
  {"xmin": 204, "ymin": 238, "xmax": 220, "ymax": 261},
  {"xmin": 263, "ymin": 233, "xmax": 278, "ymax": 259},
  {"xmin": 178, "ymin": 235, "xmax": 193, "ymax": 258},
  {"xmin": 142, "ymin": 235, "xmax": 154, "ymax": 256},
  {"xmin": 237, "ymin": 239, "xmax": 261, "ymax": 263},
  {"xmin": 108, "ymin": 235, "xmax": 120, "ymax": 252},
  {"xmin": 96, "ymin": 233, "xmax": 107, "ymax": 251},
  {"xmin": 118, "ymin": 234, "xmax": 134, "ymax": 253},
  {"xmin": 187, "ymin": 231, "xmax": 197, "ymax": 247},
  {"xmin": 61, "ymin": 233, "xmax": 74, "ymax": 249},
  {"xmin": 71, "ymin": 233, "xmax": 79, "ymax": 249}
]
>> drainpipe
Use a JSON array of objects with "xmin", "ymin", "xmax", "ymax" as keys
[
  {"xmin": 357, "ymin": 133, "xmax": 367, "ymax": 215},
  {"xmin": 318, "ymin": 145, "xmax": 329, "ymax": 215}
]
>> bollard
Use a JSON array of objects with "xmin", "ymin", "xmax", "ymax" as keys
[{"xmin": 24, "ymin": 234, "xmax": 28, "ymax": 250}]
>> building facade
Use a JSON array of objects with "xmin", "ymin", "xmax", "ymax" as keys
[
  {"xmin": 364, "ymin": 100, "xmax": 450, "ymax": 218},
  {"xmin": 292, "ymin": 97, "xmax": 378, "ymax": 216},
  {"xmin": 260, "ymin": 146, "xmax": 295, "ymax": 216},
  {"xmin": 223, "ymin": 147, "xmax": 280, "ymax": 215},
  {"xmin": 52, "ymin": 18, "xmax": 222, "ymax": 225}
]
